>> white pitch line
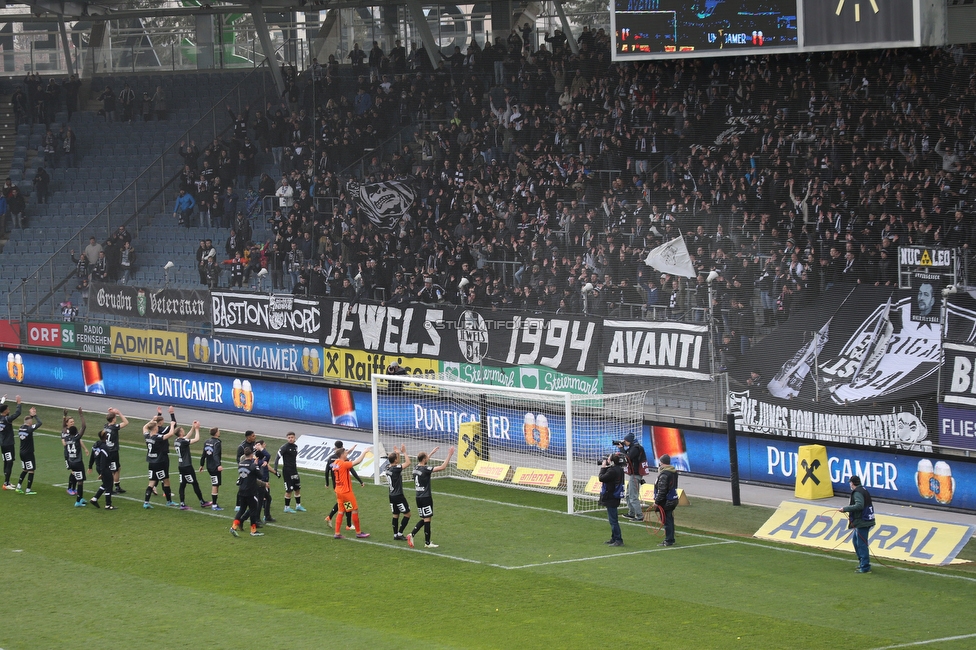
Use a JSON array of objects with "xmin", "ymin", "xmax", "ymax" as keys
[
  {"xmin": 869, "ymin": 632, "xmax": 976, "ymax": 649},
  {"xmin": 504, "ymin": 541, "xmax": 735, "ymax": 570}
]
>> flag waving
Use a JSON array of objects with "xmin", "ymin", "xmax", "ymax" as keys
[
  {"xmin": 348, "ymin": 178, "xmax": 416, "ymax": 231},
  {"xmin": 644, "ymin": 236, "xmax": 697, "ymax": 278}
]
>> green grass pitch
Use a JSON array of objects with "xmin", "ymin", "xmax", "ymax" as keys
[{"xmin": 2, "ymin": 405, "xmax": 976, "ymax": 649}]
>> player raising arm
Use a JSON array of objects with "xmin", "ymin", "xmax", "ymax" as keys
[
  {"xmin": 383, "ymin": 444, "xmax": 412, "ymax": 541},
  {"xmin": 62, "ymin": 407, "xmax": 86, "ymax": 496},
  {"xmin": 15, "ymin": 407, "xmax": 42, "ymax": 494},
  {"xmin": 176, "ymin": 421, "xmax": 211, "ymax": 510},
  {"xmin": 88, "ymin": 431, "xmax": 116, "ymax": 509},
  {"xmin": 406, "ymin": 446, "xmax": 454, "ymax": 549},
  {"xmin": 143, "ymin": 407, "xmax": 178, "ymax": 509},
  {"xmin": 102, "ymin": 408, "xmax": 129, "ymax": 494}
]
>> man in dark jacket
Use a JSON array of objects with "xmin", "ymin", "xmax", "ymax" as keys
[
  {"xmin": 654, "ymin": 454, "xmax": 679, "ymax": 547},
  {"xmin": 599, "ymin": 452, "xmax": 626, "ymax": 547},
  {"xmin": 619, "ymin": 432, "xmax": 647, "ymax": 521},
  {"xmin": 841, "ymin": 475, "xmax": 876, "ymax": 573}
]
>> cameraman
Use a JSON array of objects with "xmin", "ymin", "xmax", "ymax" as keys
[
  {"xmin": 617, "ymin": 433, "xmax": 648, "ymax": 521},
  {"xmin": 654, "ymin": 454, "xmax": 679, "ymax": 547},
  {"xmin": 599, "ymin": 452, "xmax": 626, "ymax": 547},
  {"xmin": 386, "ymin": 360, "xmax": 407, "ymax": 395}
]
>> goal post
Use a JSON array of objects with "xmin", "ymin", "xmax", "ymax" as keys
[{"xmin": 370, "ymin": 373, "xmax": 646, "ymax": 514}]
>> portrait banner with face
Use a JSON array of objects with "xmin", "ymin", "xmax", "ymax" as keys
[
  {"xmin": 730, "ymin": 285, "xmax": 940, "ymax": 406},
  {"xmin": 911, "ymin": 272, "xmax": 942, "ymax": 325}
]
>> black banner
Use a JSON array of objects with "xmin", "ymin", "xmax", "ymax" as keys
[
  {"xmin": 88, "ymin": 283, "xmax": 210, "ymax": 322},
  {"xmin": 210, "ymin": 291, "xmax": 322, "ymax": 344},
  {"xmin": 734, "ymin": 285, "xmax": 940, "ymax": 405},
  {"xmin": 318, "ymin": 299, "xmax": 602, "ymax": 376},
  {"xmin": 601, "ymin": 320, "xmax": 710, "ymax": 379},
  {"xmin": 942, "ymin": 343, "xmax": 976, "ymax": 409},
  {"xmin": 729, "ymin": 389, "xmax": 937, "ymax": 451}
]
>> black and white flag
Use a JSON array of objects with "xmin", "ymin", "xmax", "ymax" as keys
[{"xmin": 349, "ymin": 178, "xmax": 415, "ymax": 230}]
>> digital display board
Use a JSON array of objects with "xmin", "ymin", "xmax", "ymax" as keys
[
  {"xmin": 612, "ymin": 0, "xmax": 798, "ymax": 58},
  {"xmin": 611, "ymin": 0, "xmax": 921, "ymax": 60}
]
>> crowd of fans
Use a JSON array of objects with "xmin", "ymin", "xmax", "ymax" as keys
[
  {"xmin": 190, "ymin": 39, "xmax": 976, "ymax": 349},
  {"xmin": 7, "ymin": 32, "xmax": 976, "ymax": 367}
]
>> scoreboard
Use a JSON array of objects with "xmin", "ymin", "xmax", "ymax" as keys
[{"xmin": 612, "ymin": 0, "xmax": 920, "ymax": 60}]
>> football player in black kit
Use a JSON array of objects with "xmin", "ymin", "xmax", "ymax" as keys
[
  {"xmin": 230, "ymin": 445, "xmax": 268, "ymax": 537},
  {"xmin": 88, "ymin": 431, "xmax": 116, "ymax": 509},
  {"xmin": 63, "ymin": 413, "xmax": 88, "ymax": 506},
  {"xmin": 175, "ymin": 421, "xmax": 211, "ymax": 510},
  {"xmin": 276, "ymin": 432, "xmax": 304, "ymax": 513},
  {"xmin": 383, "ymin": 444, "xmax": 412, "ymax": 541},
  {"xmin": 102, "ymin": 408, "xmax": 130, "ymax": 494},
  {"xmin": 15, "ymin": 407, "xmax": 42, "ymax": 494},
  {"xmin": 406, "ymin": 445, "xmax": 455, "ymax": 549},
  {"xmin": 324, "ymin": 440, "xmax": 362, "ymax": 529},
  {"xmin": 253, "ymin": 440, "xmax": 274, "ymax": 524},
  {"xmin": 62, "ymin": 407, "xmax": 86, "ymax": 496},
  {"xmin": 143, "ymin": 407, "xmax": 178, "ymax": 509},
  {"xmin": 0, "ymin": 395, "xmax": 22, "ymax": 490},
  {"xmin": 199, "ymin": 427, "xmax": 224, "ymax": 510}
]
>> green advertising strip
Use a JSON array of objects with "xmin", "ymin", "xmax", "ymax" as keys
[
  {"xmin": 440, "ymin": 361, "xmax": 603, "ymax": 395},
  {"xmin": 63, "ymin": 323, "xmax": 112, "ymax": 354}
]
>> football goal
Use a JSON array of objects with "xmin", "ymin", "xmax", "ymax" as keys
[{"xmin": 370, "ymin": 373, "xmax": 646, "ymax": 514}]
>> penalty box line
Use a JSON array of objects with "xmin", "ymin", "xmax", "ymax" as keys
[
  {"xmin": 439, "ymin": 491, "xmax": 976, "ymax": 584},
  {"xmin": 869, "ymin": 632, "xmax": 976, "ymax": 649},
  {"xmin": 503, "ymin": 541, "xmax": 735, "ymax": 570}
]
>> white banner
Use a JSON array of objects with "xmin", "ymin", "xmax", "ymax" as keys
[{"xmin": 294, "ymin": 434, "xmax": 381, "ymax": 477}]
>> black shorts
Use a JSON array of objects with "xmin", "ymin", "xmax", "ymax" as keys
[
  {"xmin": 389, "ymin": 495, "xmax": 410, "ymax": 514},
  {"xmin": 20, "ymin": 454, "xmax": 35, "ymax": 472},
  {"xmin": 207, "ymin": 468, "xmax": 221, "ymax": 486},
  {"xmin": 416, "ymin": 496, "xmax": 433, "ymax": 518},
  {"xmin": 284, "ymin": 471, "xmax": 300, "ymax": 492},
  {"xmin": 2, "ymin": 446, "xmax": 14, "ymax": 462},
  {"xmin": 108, "ymin": 452, "xmax": 121, "ymax": 472},
  {"xmin": 68, "ymin": 461, "xmax": 85, "ymax": 481},
  {"xmin": 148, "ymin": 464, "xmax": 169, "ymax": 481},
  {"xmin": 178, "ymin": 467, "xmax": 196, "ymax": 484}
]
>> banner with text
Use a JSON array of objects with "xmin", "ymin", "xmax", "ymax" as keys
[
  {"xmin": 440, "ymin": 361, "xmax": 603, "ymax": 395},
  {"xmin": 601, "ymin": 320, "xmax": 710, "ymax": 379},
  {"xmin": 210, "ymin": 291, "xmax": 322, "ymax": 344},
  {"xmin": 109, "ymin": 326, "xmax": 189, "ymax": 366},
  {"xmin": 188, "ymin": 335, "xmax": 325, "ymax": 378},
  {"xmin": 27, "ymin": 321, "xmax": 110, "ymax": 354},
  {"xmin": 88, "ymin": 282, "xmax": 210, "ymax": 322},
  {"xmin": 319, "ymin": 298, "xmax": 602, "ymax": 377},
  {"xmin": 756, "ymin": 501, "xmax": 974, "ymax": 566},
  {"xmin": 729, "ymin": 389, "xmax": 937, "ymax": 450},
  {"xmin": 293, "ymin": 434, "xmax": 381, "ymax": 476},
  {"xmin": 639, "ymin": 423, "xmax": 976, "ymax": 511},
  {"xmin": 321, "ymin": 346, "xmax": 438, "ymax": 384}
]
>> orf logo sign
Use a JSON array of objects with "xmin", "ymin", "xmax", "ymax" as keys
[
  {"xmin": 27, "ymin": 322, "xmax": 62, "ymax": 347},
  {"xmin": 456, "ymin": 310, "xmax": 489, "ymax": 364}
]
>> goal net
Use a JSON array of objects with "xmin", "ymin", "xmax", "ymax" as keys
[{"xmin": 370, "ymin": 373, "xmax": 646, "ymax": 514}]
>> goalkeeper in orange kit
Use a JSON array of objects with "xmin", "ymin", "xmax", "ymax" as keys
[{"xmin": 329, "ymin": 447, "xmax": 369, "ymax": 539}]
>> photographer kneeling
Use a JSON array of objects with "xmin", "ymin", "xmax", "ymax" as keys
[{"xmin": 599, "ymin": 452, "xmax": 627, "ymax": 547}]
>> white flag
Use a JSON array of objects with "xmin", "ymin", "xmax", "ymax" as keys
[{"xmin": 644, "ymin": 236, "xmax": 696, "ymax": 278}]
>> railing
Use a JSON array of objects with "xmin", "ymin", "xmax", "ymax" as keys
[{"xmin": 2, "ymin": 61, "xmax": 278, "ymax": 321}]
